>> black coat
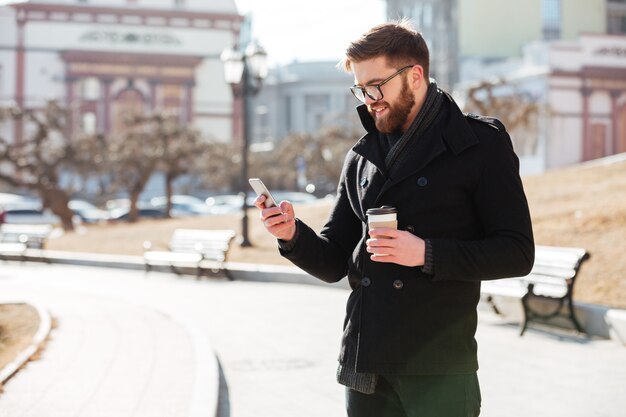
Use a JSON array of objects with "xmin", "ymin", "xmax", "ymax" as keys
[{"xmin": 281, "ymin": 92, "xmax": 534, "ymax": 374}]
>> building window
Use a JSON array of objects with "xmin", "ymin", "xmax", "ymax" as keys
[
  {"xmin": 608, "ymin": 14, "xmax": 626, "ymax": 34},
  {"xmin": 285, "ymin": 96, "xmax": 292, "ymax": 133},
  {"xmin": 81, "ymin": 77, "xmax": 100, "ymax": 101},
  {"xmin": 542, "ymin": 0, "xmax": 561, "ymax": 40},
  {"xmin": 82, "ymin": 112, "xmax": 96, "ymax": 135}
]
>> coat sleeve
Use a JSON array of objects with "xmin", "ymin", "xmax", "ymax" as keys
[
  {"xmin": 429, "ymin": 130, "xmax": 535, "ymax": 281},
  {"xmin": 279, "ymin": 152, "xmax": 363, "ymax": 283}
]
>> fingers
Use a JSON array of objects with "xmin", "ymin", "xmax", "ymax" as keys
[
  {"xmin": 368, "ymin": 227, "xmax": 399, "ymax": 239},
  {"xmin": 253, "ymin": 194, "xmax": 266, "ymax": 210}
]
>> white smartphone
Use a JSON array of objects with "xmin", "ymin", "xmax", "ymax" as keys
[{"xmin": 248, "ymin": 178, "xmax": 278, "ymax": 208}]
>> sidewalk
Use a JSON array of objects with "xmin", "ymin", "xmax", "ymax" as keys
[{"xmin": 0, "ymin": 261, "xmax": 625, "ymax": 417}]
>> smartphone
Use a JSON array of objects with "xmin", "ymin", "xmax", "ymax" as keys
[{"xmin": 248, "ymin": 178, "xmax": 278, "ymax": 208}]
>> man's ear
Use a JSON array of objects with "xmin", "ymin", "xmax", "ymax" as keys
[{"xmin": 410, "ymin": 65, "xmax": 424, "ymax": 87}]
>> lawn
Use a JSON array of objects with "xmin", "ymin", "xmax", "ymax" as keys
[{"xmin": 47, "ymin": 155, "xmax": 626, "ymax": 309}]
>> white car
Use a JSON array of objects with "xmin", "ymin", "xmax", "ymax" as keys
[
  {"xmin": 69, "ymin": 200, "xmax": 110, "ymax": 224},
  {"xmin": 150, "ymin": 195, "xmax": 212, "ymax": 217}
]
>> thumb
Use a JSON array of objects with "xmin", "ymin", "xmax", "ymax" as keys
[{"xmin": 279, "ymin": 200, "xmax": 295, "ymax": 216}]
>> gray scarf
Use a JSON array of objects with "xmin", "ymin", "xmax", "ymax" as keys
[
  {"xmin": 336, "ymin": 81, "xmax": 444, "ymax": 395},
  {"xmin": 384, "ymin": 80, "xmax": 444, "ymax": 170}
]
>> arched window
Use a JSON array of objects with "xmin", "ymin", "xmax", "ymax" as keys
[{"xmin": 82, "ymin": 77, "xmax": 100, "ymax": 101}]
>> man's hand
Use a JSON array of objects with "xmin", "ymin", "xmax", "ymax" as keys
[
  {"xmin": 366, "ymin": 228, "xmax": 425, "ymax": 267},
  {"xmin": 254, "ymin": 195, "xmax": 297, "ymax": 241}
]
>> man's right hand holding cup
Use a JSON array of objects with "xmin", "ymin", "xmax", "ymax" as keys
[{"xmin": 254, "ymin": 195, "xmax": 297, "ymax": 241}]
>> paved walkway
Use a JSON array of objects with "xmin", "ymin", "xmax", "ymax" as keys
[{"xmin": 0, "ymin": 262, "xmax": 624, "ymax": 417}]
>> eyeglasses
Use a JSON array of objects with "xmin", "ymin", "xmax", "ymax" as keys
[{"xmin": 349, "ymin": 65, "xmax": 414, "ymax": 103}]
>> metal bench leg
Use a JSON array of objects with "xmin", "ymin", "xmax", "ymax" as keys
[
  {"xmin": 568, "ymin": 297, "xmax": 584, "ymax": 333},
  {"xmin": 520, "ymin": 293, "xmax": 531, "ymax": 336},
  {"xmin": 486, "ymin": 295, "xmax": 501, "ymax": 315}
]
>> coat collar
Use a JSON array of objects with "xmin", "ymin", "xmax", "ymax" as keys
[{"xmin": 352, "ymin": 92, "xmax": 479, "ymax": 176}]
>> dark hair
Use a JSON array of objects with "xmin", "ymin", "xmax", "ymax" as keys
[{"xmin": 340, "ymin": 19, "xmax": 430, "ymax": 80}]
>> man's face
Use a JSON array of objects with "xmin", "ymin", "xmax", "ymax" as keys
[{"xmin": 352, "ymin": 56, "xmax": 416, "ymax": 134}]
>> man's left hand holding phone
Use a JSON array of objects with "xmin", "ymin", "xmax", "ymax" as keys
[{"xmin": 249, "ymin": 178, "xmax": 297, "ymax": 242}]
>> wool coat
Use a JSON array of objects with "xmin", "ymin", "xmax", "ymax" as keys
[{"xmin": 280, "ymin": 92, "xmax": 534, "ymax": 374}]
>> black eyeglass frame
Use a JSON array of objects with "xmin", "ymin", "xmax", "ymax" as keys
[{"xmin": 349, "ymin": 65, "xmax": 414, "ymax": 103}]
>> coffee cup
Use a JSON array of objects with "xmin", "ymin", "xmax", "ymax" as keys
[{"xmin": 366, "ymin": 206, "xmax": 397, "ymax": 230}]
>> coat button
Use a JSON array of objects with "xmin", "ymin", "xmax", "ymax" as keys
[
  {"xmin": 417, "ymin": 177, "xmax": 428, "ymax": 187},
  {"xmin": 361, "ymin": 277, "xmax": 371, "ymax": 287},
  {"xmin": 393, "ymin": 279, "xmax": 404, "ymax": 290},
  {"xmin": 360, "ymin": 177, "xmax": 368, "ymax": 187},
  {"xmin": 406, "ymin": 225, "xmax": 415, "ymax": 233}
]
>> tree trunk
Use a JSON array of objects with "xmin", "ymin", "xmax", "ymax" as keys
[
  {"xmin": 42, "ymin": 188, "xmax": 75, "ymax": 231},
  {"xmin": 128, "ymin": 190, "xmax": 141, "ymax": 223},
  {"xmin": 165, "ymin": 171, "xmax": 174, "ymax": 218}
]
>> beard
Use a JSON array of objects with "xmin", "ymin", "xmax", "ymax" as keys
[{"xmin": 368, "ymin": 78, "xmax": 415, "ymax": 134}]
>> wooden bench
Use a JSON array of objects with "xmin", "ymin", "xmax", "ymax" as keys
[
  {"xmin": 481, "ymin": 245, "xmax": 589, "ymax": 336},
  {"xmin": 0, "ymin": 224, "xmax": 53, "ymax": 249},
  {"xmin": 143, "ymin": 229, "xmax": 236, "ymax": 279}
]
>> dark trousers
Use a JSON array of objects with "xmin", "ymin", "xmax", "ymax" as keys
[{"xmin": 346, "ymin": 373, "xmax": 481, "ymax": 417}]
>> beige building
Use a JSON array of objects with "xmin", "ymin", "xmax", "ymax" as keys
[
  {"xmin": 387, "ymin": 0, "xmax": 611, "ymax": 87},
  {"xmin": 0, "ymin": 0, "xmax": 243, "ymax": 143},
  {"xmin": 460, "ymin": 0, "xmax": 606, "ymax": 59}
]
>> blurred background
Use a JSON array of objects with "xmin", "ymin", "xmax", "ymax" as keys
[{"xmin": 0, "ymin": 0, "xmax": 624, "ymax": 229}]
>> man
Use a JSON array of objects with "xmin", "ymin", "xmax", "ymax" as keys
[{"xmin": 254, "ymin": 20, "xmax": 534, "ymax": 417}]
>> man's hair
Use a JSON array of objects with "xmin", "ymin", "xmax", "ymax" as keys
[{"xmin": 340, "ymin": 19, "xmax": 430, "ymax": 80}]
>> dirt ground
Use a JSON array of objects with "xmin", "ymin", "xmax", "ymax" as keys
[
  {"xmin": 47, "ymin": 156, "xmax": 626, "ymax": 309},
  {"xmin": 0, "ymin": 303, "xmax": 40, "ymax": 377}
]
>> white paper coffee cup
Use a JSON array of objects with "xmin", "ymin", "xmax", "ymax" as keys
[{"xmin": 366, "ymin": 206, "xmax": 397, "ymax": 230}]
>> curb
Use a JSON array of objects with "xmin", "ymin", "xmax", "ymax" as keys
[
  {"xmin": 165, "ymin": 311, "xmax": 220, "ymax": 417},
  {"xmin": 0, "ymin": 301, "xmax": 52, "ymax": 385}
]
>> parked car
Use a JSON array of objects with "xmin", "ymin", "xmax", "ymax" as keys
[
  {"xmin": 150, "ymin": 195, "xmax": 212, "ymax": 217},
  {"xmin": 272, "ymin": 191, "xmax": 320, "ymax": 205},
  {"xmin": 205, "ymin": 194, "xmax": 243, "ymax": 215},
  {"xmin": 69, "ymin": 200, "xmax": 110, "ymax": 224},
  {"xmin": 108, "ymin": 207, "xmax": 167, "ymax": 222},
  {"xmin": 3, "ymin": 207, "xmax": 62, "ymax": 226},
  {"xmin": 244, "ymin": 191, "xmax": 319, "ymax": 206}
]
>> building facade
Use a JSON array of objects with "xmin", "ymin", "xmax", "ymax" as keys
[
  {"xmin": 387, "ymin": 0, "xmax": 610, "ymax": 87},
  {"xmin": 548, "ymin": 33, "xmax": 626, "ymax": 166},
  {"xmin": 386, "ymin": 0, "xmax": 459, "ymax": 89},
  {"xmin": 250, "ymin": 61, "xmax": 360, "ymax": 144},
  {"xmin": 0, "ymin": 0, "xmax": 242, "ymax": 143},
  {"xmin": 458, "ymin": 34, "xmax": 626, "ymax": 173}
]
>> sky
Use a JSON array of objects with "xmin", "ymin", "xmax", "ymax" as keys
[
  {"xmin": 234, "ymin": 0, "xmax": 387, "ymax": 66},
  {"xmin": 0, "ymin": 0, "xmax": 388, "ymax": 66}
]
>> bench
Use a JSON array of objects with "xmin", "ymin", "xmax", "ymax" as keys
[
  {"xmin": 143, "ymin": 228, "xmax": 236, "ymax": 279},
  {"xmin": 481, "ymin": 245, "xmax": 589, "ymax": 336},
  {"xmin": 0, "ymin": 224, "xmax": 53, "ymax": 249},
  {"xmin": 0, "ymin": 239, "xmax": 27, "ymax": 260}
]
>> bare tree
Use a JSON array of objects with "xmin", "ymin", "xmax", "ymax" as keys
[
  {"xmin": 249, "ymin": 126, "xmax": 355, "ymax": 195},
  {"xmin": 464, "ymin": 79, "xmax": 541, "ymax": 156},
  {"xmin": 195, "ymin": 140, "xmax": 240, "ymax": 192},
  {"xmin": 0, "ymin": 102, "xmax": 79, "ymax": 230},
  {"xmin": 106, "ymin": 115, "xmax": 164, "ymax": 222},
  {"xmin": 150, "ymin": 114, "xmax": 207, "ymax": 217}
]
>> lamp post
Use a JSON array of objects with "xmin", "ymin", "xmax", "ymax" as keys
[{"xmin": 221, "ymin": 41, "xmax": 268, "ymax": 247}]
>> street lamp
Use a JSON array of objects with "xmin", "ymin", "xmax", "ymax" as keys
[{"xmin": 221, "ymin": 41, "xmax": 268, "ymax": 247}]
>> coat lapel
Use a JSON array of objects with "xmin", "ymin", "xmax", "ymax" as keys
[{"xmin": 351, "ymin": 95, "xmax": 480, "ymax": 207}]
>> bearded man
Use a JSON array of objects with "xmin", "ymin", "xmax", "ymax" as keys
[{"xmin": 254, "ymin": 20, "xmax": 534, "ymax": 417}]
